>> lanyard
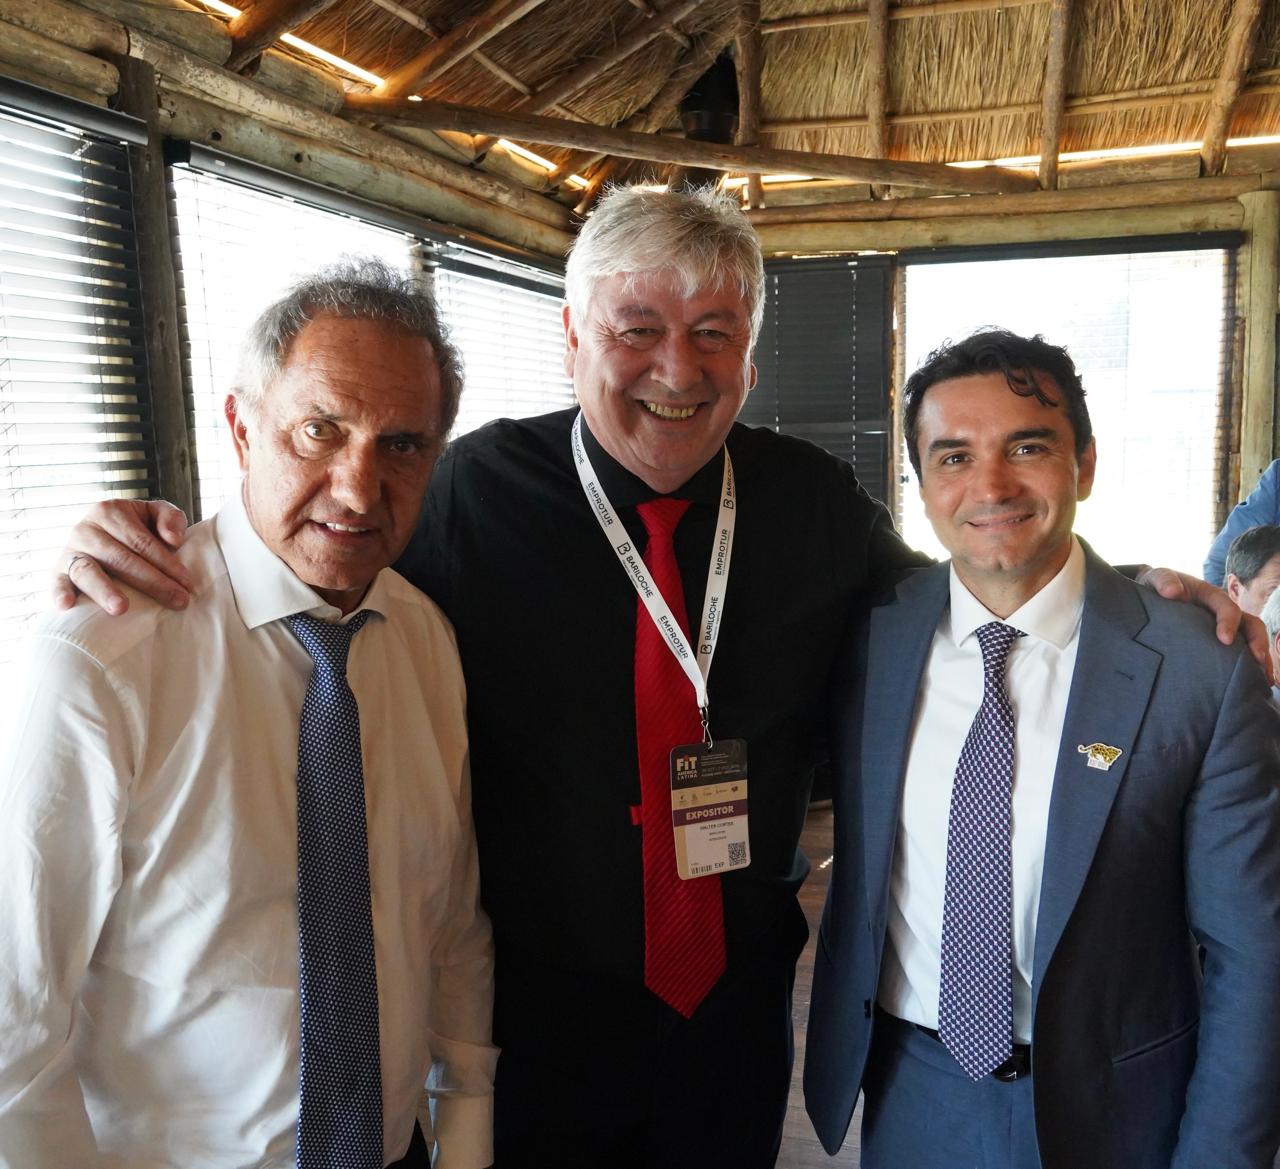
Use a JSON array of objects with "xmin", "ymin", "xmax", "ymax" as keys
[{"xmin": 571, "ymin": 411, "xmax": 736, "ymax": 743}]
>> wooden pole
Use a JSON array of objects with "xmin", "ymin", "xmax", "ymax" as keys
[
  {"xmin": 128, "ymin": 31, "xmax": 572, "ymax": 230},
  {"xmin": 1037, "ymin": 0, "xmax": 1072, "ymax": 190},
  {"xmin": 1200, "ymin": 0, "xmax": 1266, "ymax": 176},
  {"xmin": 1238, "ymin": 190, "xmax": 1280, "ymax": 482},
  {"xmin": 623, "ymin": 0, "xmax": 692, "ymax": 49},
  {"xmin": 347, "ymin": 94, "xmax": 1041, "ymax": 194},
  {"xmin": 159, "ymin": 87, "xmax": 573, "ymax": 256},
  {"xmin": 762, "ymin": 0, "xmax": 1045, "ymax": 35},
  {"xmin": 113, "ymin": 55, "xmax": 195, "ymax": 518},
  {"xmin": 573, "ymin": 22, "xmax": 740, "ymax": 212},
  {"xmin": 0, "ymin": 20, "xmax": 120, "ymax": 94},
  {"xmin": 746, "ymin": 173, "xmax": 1265, "ymax": 224},
  {"xmin": 470, "ymin": 0, "xmax": 709, "ymax": 155},
  {"xmin": 225, "ymin": 0, "xmax": 340, "ymax": 72},
  {"xmin": 735, "ymin": 0, "xmax": 765, "ymax": 207},
  {"xmin": 375, "ymin": 0, "xmax": 553, "ymax": 98},
  {"xmin": 366, "ymin": 0, "xmax": 560, "ymax": 106},
  {"xmin": 0, "ymin": 0, "xmax": 126, "ymax": 54},
  {"xmin": 754, "ymin": 200, "xmax": 1244, "ymax": 254},
  {"xmin": 865, "ymin": 0, "xmax": 888, "ymax": 198}
]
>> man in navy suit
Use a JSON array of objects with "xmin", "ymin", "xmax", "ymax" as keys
[{"xmin": 805, "ymin": 329, "xmax": 1280, "ymax": 1169}]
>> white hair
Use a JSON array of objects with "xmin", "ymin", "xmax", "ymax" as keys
[
  {"xmin": 234, "ymin": 256, "xmax": 462, "ymax": 431},
  {"xmin": 565, "ymin": 185, "xmax": 766, "ymax": 343}
]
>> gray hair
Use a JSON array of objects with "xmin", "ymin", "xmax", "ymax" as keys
[
  {"xmin": 565, "ymin": 185, "xmax": 766, "ymax": 344},
  {"xmin": 234, "ymin": 256, "xmax": 463, "ymax": 434},
  {"xmin": 1262, "ymin": 581, "xmax": 1280, "ymax": 640}
]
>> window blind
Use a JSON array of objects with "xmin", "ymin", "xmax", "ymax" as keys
[
  {"xmin": 742, "ymin": 255, "xmax": 895, "ymax": 503},
  {"xmin": 0, "ymin": 103, "xmax": 154, "ymax": 670},
  {"xmin": 168, "ymin": 166, "xmax": 420, "ymax": 521},
  {"xmin": 431, "ymin": 254, "xmax": 573, "ymax": 438}
]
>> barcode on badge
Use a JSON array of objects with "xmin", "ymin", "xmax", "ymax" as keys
[{"xmin": 727, "ymin": 841, "xmax": 747, "ymax": 866}]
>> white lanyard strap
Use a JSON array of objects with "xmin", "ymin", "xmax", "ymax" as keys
[{"xmin": 571, "ymin": 412, "xmax": 736, "ymax": 726}]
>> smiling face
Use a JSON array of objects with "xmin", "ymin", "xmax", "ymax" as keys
[
  {"xmin": 229, "ymin": 313, "xmax": 444, "ymax": 613},
  {"xmin": 564, "ymin": 270, "xmax": 756, "ymax": 493},
  {"xmin": 916, "ymin": 371, "xmax": 1097, "ymax": 617}
]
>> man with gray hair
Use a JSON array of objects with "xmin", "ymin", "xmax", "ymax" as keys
[
  {"xmin": 0, "ymin": 260, "xmax": 496, "ymax": 1168},
  {"xmin": 1225, "ymin": 524, "xmax": 1280, "ymax": 617}
]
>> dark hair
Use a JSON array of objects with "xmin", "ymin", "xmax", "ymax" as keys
[
  {"xmin": 901, "ymin": 328, "xmax": 1093, "ymax": 477},
  {"xmin": 1225, "ymin": 524, "xmax": 1280, "ymax": 587}
]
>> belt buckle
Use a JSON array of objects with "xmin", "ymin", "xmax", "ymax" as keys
[{"xmin": 992, "ymin": 1046, "xmax": 1031, "ymax": 1082}]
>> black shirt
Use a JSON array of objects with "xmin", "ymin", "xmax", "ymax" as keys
[{"xmin": 397, "ymin": 407, "xmax": 927, "ymax": 981}]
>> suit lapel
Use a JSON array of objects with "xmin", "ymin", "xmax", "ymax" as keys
[
  {"xmin": 1031, "ymin": 550, "xmax": 1162, "ymax": 986},
  {"xmin": 861, "ymin": 564, "xmax": 950, "ymax": 924}
]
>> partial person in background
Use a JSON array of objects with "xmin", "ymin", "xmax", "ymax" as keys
[
  {"xmin": 1259, "ymin": 586, "xmax": 1280, "ymax": 705},
  {"xmin": 1224, "ymin": 524, "xmax": 1280, "ymax": 617},
  {"xmin": 0, "ymin": 261, "xmax": 496, "ymax": 1169},
  {"xmin": 1205, "ymin": 458, "xmax": 1280, "ymax": 586}
]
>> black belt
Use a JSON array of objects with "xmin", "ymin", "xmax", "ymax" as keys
[{"xmin": 913, "ymin": 1023, "xmax": 1032, "ymax": 1082}]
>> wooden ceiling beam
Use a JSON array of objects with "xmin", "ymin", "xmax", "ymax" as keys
[
  {"xmin": 1036, "ymin": 0, "xmax": 1072, "ymax": 190},
  {"xmin": 762, "ymin": 0, "xmax": 1044, "ymax": 36},
  {"xmin": 224, "ymin": 0, "xmax": 341, "ymax": 72},
  {"xmin": 864, "ymin": 0, "xmax": 888, "ymax": 198},
  {"xmin": 367, "ymin": 0, "xmax": 563, "ymax": 105},
  {"xmin": 1200, "ymin": 0, "xmax": 1266, "ymax": 176},
  {"xmin": 622, "ymin": 0, "xmax": 692, "ymax": 50},
  {"xmin": 572, "ymin": 19, "xmax": 743, "ymax": 211},
  {"xmin": 470, "ymin": 0, "xmax": 708, "ymax": 154},
  {"xmin": 345, "ymin": 94, "xmax": 1040, "ymax": 193},
  {"xmin": 735, "ymin": 0, "xmax": 765, "ymax": 207},
  {"xmin": 374, "ymin": 0, "xmax": 553, "ymax": 98}
]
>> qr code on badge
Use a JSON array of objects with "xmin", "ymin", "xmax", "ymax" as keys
[{"xmin": 727, "ymin": 841, "xmax": 748, "ymax": 866}]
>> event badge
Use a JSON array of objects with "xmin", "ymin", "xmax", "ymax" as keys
[{"xmin": 670, "ymin": 739, "xmax": 750, "ymax": 880}]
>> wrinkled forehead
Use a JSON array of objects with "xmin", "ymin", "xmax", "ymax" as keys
[{"xmin": 585, "ymin": 268, "xmax": 754, "ymax": 321}]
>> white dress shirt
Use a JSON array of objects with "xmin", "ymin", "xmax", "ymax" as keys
[
  {"xmin": 879, "ymin": 538, "xmax": 1085, "ymax": 1043},
  {"xmin": 0, "ymin": 490, "xmax": 496, "ymax": 1169}
]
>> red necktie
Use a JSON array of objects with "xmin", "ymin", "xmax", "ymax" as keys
[{"xmin": 634, "ymin": 497, "xmax": 727, "ymax": 1018}]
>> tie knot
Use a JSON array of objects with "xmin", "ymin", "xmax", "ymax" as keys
[
  {"xmin": 637, "ymin": 496, "xmax": 691, "ymax": 540},
  {"xmin": 975, "ymin": 621, "xmax": 1024, "ymax": 674},
  {"xmin": 287, "ymin": 610, "xmax": 372, "ymax": 675}
]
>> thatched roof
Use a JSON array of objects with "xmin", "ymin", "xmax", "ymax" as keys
[{"xmin": 241, "ymin": 0, "xmax": 1279, "ymax": 199}]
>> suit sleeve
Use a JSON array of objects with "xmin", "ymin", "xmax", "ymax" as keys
[
  {"xmin": 1172, "ymin": 649, "xmax": 1280, "ymax": 1169},
  {"xmin": 1203, "ymin": 459, "xmax": 1280, "ymax": 586},
  {"xmin": 0, "ymin": 634, "xmax": 135, "ymax": 1168}
]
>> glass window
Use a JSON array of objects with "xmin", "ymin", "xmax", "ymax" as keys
[
  {"xmin": 0, "ymin": 107, "xmax": 154, "ymax": 672},
  {"xmin": 899, "ymin": 247, "xmax": 1233, "ymax": 574}
]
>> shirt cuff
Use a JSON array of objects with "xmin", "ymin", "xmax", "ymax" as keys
[{"xmin": 429, "ymin": 1091, "xmax": 493, "ymax": 1169}]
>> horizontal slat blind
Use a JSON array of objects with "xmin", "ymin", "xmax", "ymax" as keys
[
  {"xmin": 1, "ymin": 105, "xmax": 154, "ymax": 670},
  {"xmin": 432, "ymin": 259, "xmax": 573, "ymax": 436},
  {"xmin": 743, "ymin": 255, "xmax": 894, "ymax": 503},
  {"xmin": 169, "ymin": 167, "xmax": 420, "ymax": 521}
]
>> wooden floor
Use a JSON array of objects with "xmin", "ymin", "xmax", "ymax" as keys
[
  {"xmin": 779, "ymin": 805, "xmax": 1280, "ymax": 1169},
  {"xmin": 778, "ymin": 804, "xmax": 860, "ymax": 1169}
]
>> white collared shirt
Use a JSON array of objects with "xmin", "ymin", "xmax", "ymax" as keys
[
  {"xmin": 0, "ymin": 491, "xmax": 496, "ymax": 1169},
  {"xmin": 879, "ymin": 538, "xmax": 1086, "ymax": 1043}
]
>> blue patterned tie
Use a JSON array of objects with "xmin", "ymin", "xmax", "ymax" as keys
[
  {"xmin": 287, "ymin": 611, "xmax": 383, "ymax": 1169},
  {"xmin": 938, "ymin": 620, "xmax": 1025, "ymax": 1081}
]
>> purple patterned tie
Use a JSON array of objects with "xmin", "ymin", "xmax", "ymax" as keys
[{"xmin": 938, "ymin": 620, "xmax": 1025, "ymax": 1081}]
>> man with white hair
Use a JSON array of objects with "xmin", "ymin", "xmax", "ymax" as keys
[
  {"xmin": 1, "ymin": 261, "xmax": 496, "ymax": 1169},
  {"xmin": 1258, "ymin": 586, "xmax": 1280, "ymax": 702}
]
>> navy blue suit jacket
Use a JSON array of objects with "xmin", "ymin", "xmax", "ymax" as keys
[{"xmin": 805, "ymin": 549, "xmax": 1280, "ymax": 1169}]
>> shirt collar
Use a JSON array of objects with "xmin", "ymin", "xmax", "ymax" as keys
[
  {"xmin": 579, "ymin": 412, "xmax": 725, "ymax": 508},
  {"xmin": 215, "ymin": 486, "xmax": 391, "ymax": 630},
  {"xmin": 945, "ymin": 536, "xmax": 1086, "ymax": 651}
]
